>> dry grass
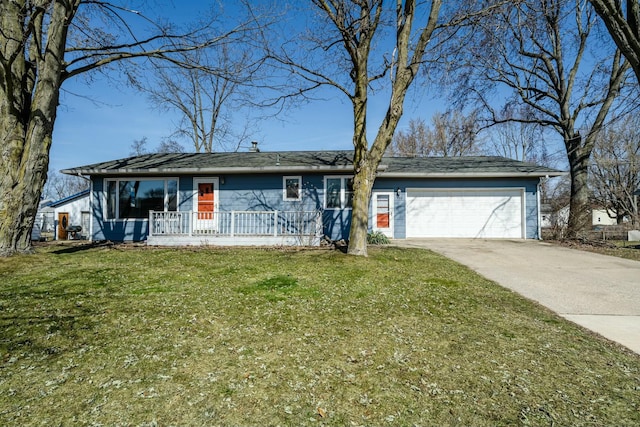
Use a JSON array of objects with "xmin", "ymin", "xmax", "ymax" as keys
[
  {"xmin": 1, "ymin": 242, "xmax": 639, "ymax": 426},
  {"xmin": 553, "ymin": 239, "xmax": 640, "ymax": 262}
]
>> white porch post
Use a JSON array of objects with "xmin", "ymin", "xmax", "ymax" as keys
[{"xmin": 274, "ymin": 211, "xmax": 278, "ymax": 237}]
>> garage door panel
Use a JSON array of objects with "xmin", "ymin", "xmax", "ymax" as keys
[{"xmin": 406, "ymin": 189, "xmax": 523, "ymax": 238}]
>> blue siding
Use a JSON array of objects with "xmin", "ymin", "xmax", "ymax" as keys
[
  {"xmin": 215, "ymin": 174, "xmax": 323, "ymax": 212},
  {"xmin": 89, "ymin": 174, "xmax": 543, "ymax": 242},
  {"xmin": 91, "ymin": 177, "xmax": 150, "ymax": 241},
  {"xmin": 374, "ymin": 177, "xmax": 541, "ymax": 239},
  {"xmin": 323, "ymin": 209, "xmax": 352, "ymax": 241},
  {"xmin": 179, "ymin": 177, "xmax": 193, "ymax": 211}
]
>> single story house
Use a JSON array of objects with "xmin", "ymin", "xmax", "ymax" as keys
[{"xmin": 61, "ymin": 150, "xmax": 564, "ymax": 246}]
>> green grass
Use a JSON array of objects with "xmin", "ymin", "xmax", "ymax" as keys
[{"xmin": 1, "ymin": 242, "xmax": 639, "ymax": 426}]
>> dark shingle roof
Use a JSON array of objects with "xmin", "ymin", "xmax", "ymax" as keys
[
  {"xmin": 382, "ymin": 156, "xmax": 563, "ymax": 177},
  {"xmin": 62, "ymin": 150, "xmax": 564, "ymax": 178}
]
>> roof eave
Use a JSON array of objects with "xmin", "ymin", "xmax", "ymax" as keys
[
  {"xmin": 61, "ymin": 165, "xmax": 363, "ymax": 176},
  {"xmin": 378, "ymin": 171, "xmax": 567, "ymax": 178}
]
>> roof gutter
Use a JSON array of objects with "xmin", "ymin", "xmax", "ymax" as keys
[
  {"xmin": 378, "ymin": 171, "xmax": 567, "ymax": 178},
  {"xmin": 61, "ymin": 164, "xmax": 372, "ymax": 176}
]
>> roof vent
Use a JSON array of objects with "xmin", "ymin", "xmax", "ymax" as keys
[{"xmin": 249, "ymin": 141, "xmax": 260, "ymax": 152}]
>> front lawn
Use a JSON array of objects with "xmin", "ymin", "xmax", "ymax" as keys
[{"xmin": 1, "ymin": 243, "xmax": 639, "ymax": 426}]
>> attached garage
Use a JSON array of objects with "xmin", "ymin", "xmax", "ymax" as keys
[{"xmin": 406, "ymin": 188, "xmax": 525, "ymax": 238}]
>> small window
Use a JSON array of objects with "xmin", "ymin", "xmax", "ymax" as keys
[
  {"xmin": 324, "ymin": 176, "xmax": 354, "ymax": 209},
  {"xmin": 283, "ymin": 176, "xmax": 302, "ymax": 201}
]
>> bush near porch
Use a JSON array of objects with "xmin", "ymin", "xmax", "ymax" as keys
[{"xmin": 1, "ymin": 243, "xmax": 639, "ymax": 426}]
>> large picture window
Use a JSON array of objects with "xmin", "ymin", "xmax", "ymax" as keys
[
  {"xmin": 105, "ymin": 178, "xmax": 178, "ymax": 219},
  {"xmin": 324, "ymin": 176, "xmax": 354, "ymax": 209}
]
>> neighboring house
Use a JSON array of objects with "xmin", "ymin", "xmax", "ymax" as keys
[
  {"xmin": 540, "ymin": 203, "xmax": 570, "ymax": 230},
  {"xmin": 541, "ymin": 204, "xmax": 628, "ymax": 230},
  {"xmin": 32, "ymin": 199, "xmax": 55, "ymax": 241},
  {"xmin": 61, "ymin": 151, "xmax": 564, "ymax": 246},
  {"xmin": 592, "ymin": 208, "xmax": 620, "ymax": 226},
  {"xmin": 44, "ymin": 189, "xmax": 91, "ymax": 240}
]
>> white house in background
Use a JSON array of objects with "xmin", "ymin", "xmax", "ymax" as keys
[
  {"xmin": 540, "ymin": 203, "xmax": 569, "ymax": 229},
  {"xmin": 45, "ymin": 189, "xmax": 91, "ymax": 240},
  {"xmin": 592, "ymin": 208, "xmax": 619, "ymax": 226},
  {"xmin": 541, "ymin": 204, "xmax": 627, "ymax": 230}
]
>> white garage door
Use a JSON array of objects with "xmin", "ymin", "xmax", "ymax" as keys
[{"xmin": 406, "ymin": 188, "xmax": 524, "ymax": 238}]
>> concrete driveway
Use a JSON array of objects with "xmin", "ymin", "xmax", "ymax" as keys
[{"xmin": 395, "ymin": 239, "xmax": 640, "ymax": 355}]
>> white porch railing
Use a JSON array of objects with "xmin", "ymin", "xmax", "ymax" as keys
[{"xmin": 148, "ymin": 210, "xmax": 323, "ymax": 245}]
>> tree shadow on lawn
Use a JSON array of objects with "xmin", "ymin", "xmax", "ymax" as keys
[
  {"xmin": 49, "ymin": 240, "xmax": 132, "ymax": 254},
  {"xmin": 0, "ymin": 289, "xmax": 103, "ymax": 358}
]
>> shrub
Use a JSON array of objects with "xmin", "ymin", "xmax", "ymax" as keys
[{"xmin": 367, "ymin": 231, "xmax": 390, "ymax": 245}]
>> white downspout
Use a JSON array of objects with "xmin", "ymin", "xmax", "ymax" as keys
[{"xmin": 537, "ymin": 177, "xmax": 546, "ymax": 240}]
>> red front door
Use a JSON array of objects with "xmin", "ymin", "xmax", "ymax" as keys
[{"xmin": 198, "ymin": 183, "xmax": 215, "ymax": 219}]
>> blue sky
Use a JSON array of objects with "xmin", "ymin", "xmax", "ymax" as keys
[
  {"xmin": 50, "ymin": 76, "xmax": 442, "ymax": 173},
  {"xmin": 49, "ymin": 1, "xmax": 576, "ymax": 175},
  {"xmin": 49, "ymin": 1, "xmax": 447, "ymax": 173},
  {"xmin": 50, "ymin": 78, "xmax": 365, "ymax": 172}
]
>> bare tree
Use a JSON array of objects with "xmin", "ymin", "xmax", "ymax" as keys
[
  {"xmin": 43, "ymin": 170, "xmax": 89, "ymax": 201},
  {"xmin": 462, "ymin": 0, "xmax": 630, "ymax": 238},
  {"xmin": 590, "ymin": 0, "xmax": 640, "ymax": 85},
  {"xmin": 130, "ymin": 137, "xmax": 151, "ymax": 156},
  {"xmin": 156, "ymin": 139, "xmax": 185, "ymax": 154},
  {"xmin": 266, "ymin": 1, "xmax": 498, "ymax": 256},
  {"xmin": 143, "ymin": 44, "xmax": 259, "ymax": 153},
  {"xmin": 130, "ymin": 137, "xmax": 184, "ymax": 156},
  {"xmin": 487, "ymin": 105, "xmax": 545, "ymax": 161},
  {"xmin": 590, "ymin": 114, "xmax": 640, "ymax": 225},
  {"xmin": 389, "ymin": 111, "xmax": 480, "ymax": 157},
  {"xmin": 388, "ymin": 118, "xmax": 430, "ymax": 157},
  {"xmin": 0, "ymin": 1, "xmax": 255, "ymax": 254}
]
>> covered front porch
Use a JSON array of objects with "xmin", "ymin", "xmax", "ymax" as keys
[{"xmin": 147, "ymin": 210, "xmax": 323, "ymax": 246}]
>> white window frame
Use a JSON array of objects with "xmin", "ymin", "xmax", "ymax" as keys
[
  {"xmin": 283, "ymin": 176, "xmax": 302, "ymax": 201},
  {"xmin": 104, "ymin": 177, "xmax": 179, "ymax": 220},
  {"xmin": 324, "ymin": 176, "xmax": 354, "ymax": 210},
  {"xmin": 372, "ymin": 191, "xmax": 394, "ymax": 238},
  {"xmin": 193, "ymin": 177, "xmax": 220, "ymax": 213}
]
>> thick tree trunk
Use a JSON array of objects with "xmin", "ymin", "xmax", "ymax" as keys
[
  {"xmin": 347, "ymin": 73, "xmax": 372, "ymax": 256},
  {"xmin": 0, "ymin": 131, "xmax": 52, "ymax": 255},
  {"xmin": 565, "ymin": 136, "xmax": 592, "ymax": 239},
  {"xmin": 348, "ymin": 156, "xmax": 376, "ymax": 256},
  {"xmin": 0, "ymin": 0, "xmax": 71, "ymax": 255}
]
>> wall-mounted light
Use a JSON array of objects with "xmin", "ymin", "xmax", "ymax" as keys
[
  {"xmin": 220, "ymin": 176, "xmax": 225, "ymax": 185},
  {"xmin": 396, "ymin": 187, "xmax": 402, "ymax": 197}
]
